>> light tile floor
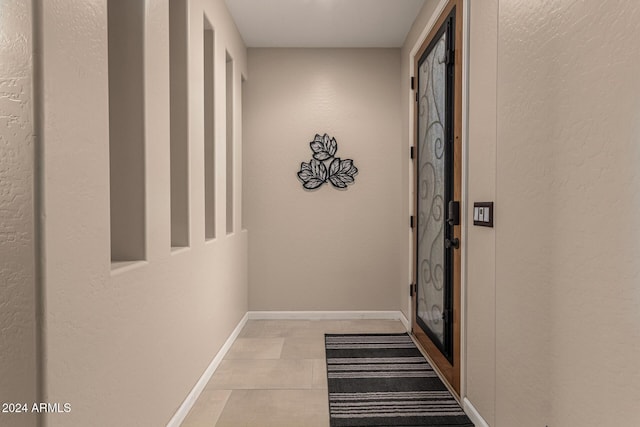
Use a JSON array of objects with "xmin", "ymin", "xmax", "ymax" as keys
[{"xmin": 181, "ymin": 319, "xmax": 407, "ymax": 426}]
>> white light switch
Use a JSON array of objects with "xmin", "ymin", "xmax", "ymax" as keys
[{"xmin": 473, "ymin": 202, "xmax": 494, "ymax": 227}]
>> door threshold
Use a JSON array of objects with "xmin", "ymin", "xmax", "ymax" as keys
[{"xmin": 409, "ymin": 331, "xmax": 461, "ymax": 403}]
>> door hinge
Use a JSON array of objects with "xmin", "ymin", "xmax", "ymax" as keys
[
  {"xmin": 446, "ymin": 48, "xmax": 455, "ymax": 66},
  {"xmin": 409, "ymin": 283, "xmax": 416, "ymax": 297},
  {"xmin": 410, "ymin": 146, "xmax": 415, "ymax": 159},
  {"xmin": 410, "ymin": 215, "xmax": 415, "ymax": 229},
  {"xmin": 446, "ymin": 17, "xmax": 455, "ymax": 66},
  {"xmin": 410, "ymin": 76, "xmax": 415, "ymax": 90}
]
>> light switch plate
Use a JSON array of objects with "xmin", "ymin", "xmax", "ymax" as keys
[{"xmin": 473, "ymin": 202, "xmax": 494, "ymax": 227}]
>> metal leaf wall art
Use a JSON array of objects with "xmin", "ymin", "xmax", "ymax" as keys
[{"xmin": 297, "ymin": 133, "xmax": 358, "ymax": 190}]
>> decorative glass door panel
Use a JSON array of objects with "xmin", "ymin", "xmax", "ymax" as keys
[{"xmin": 416, "ymin": 16, "xmax": 455, "ymax": 361}]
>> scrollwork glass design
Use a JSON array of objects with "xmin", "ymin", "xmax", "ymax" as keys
[{"xmin": 417, "ymin": 31, "xmax": 447, "ymax": 348}]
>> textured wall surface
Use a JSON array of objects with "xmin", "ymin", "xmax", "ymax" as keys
[
  {"xmin": 496, "ymin": 1, "xmax": 640, "ymax": 425},
  {"xmin": 465, "ymin": 1, "xmax": 497, "ymax": 424},
  {"xmin": 495, "ymin": 0, "xmax": 556, "ymax": 422},
  {"xmin": 39, "ymin": 0, "xmax": 248, "ymax": 425},
  {"xmin": 0, "ymin": 1, "xmax": 38, "ymax": 426},
  {"xmin": 244, "ymin": 48, "xmax": 404, "ymax": 311}
]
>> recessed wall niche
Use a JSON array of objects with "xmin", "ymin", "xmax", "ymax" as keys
[
  {"xmin": 204, "ymin": 17, "xmax": 216, "ymax": 240},
  {"xmin": 226, "ymin": 51, "xmax": 234, "ymax": 235},
  {"xmin": 169, "ymin": 0, "xmax": 189, "ymax": 248},
  {"xmin": 108, "ymin": 0, "xmax": 146, "ymax": 263}
]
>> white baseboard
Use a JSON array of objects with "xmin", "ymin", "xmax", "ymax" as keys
[
  {"xmin": 463, "ymin": 397, "xmax": 490, "ymax": 427},
  {"xmin": 398, "ymin": 311, "xmax": 410, "ymax": 331},
  {"xmin": 248, "ymin": 310, "xmax": 410, "ymax": 330},
  {"xmin": 166, "ymin": 312, "xmax": 249, "ymax": 427}
]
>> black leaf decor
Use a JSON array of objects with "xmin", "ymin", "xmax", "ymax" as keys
[{"xmin": 297, "ymin": 133, "xmax": 358, "ymax": 190}]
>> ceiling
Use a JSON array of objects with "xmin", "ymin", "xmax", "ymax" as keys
[{"xmin": 224, "ymin": 0, "xmax": 426, "ymax": 48}]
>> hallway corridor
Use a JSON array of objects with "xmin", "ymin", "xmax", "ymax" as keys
[{"xmin": 2, "ymin": 0, "xmax": 639, "ymax": 426}]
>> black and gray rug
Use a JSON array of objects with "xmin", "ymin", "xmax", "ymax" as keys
[{"xmin": 325, "ymin": 333, "xmax": 474, "ymax": 427}]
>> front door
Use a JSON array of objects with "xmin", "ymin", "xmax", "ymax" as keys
[{"xmin": 412, "ymin": 0, "xmax": 462, "ymax": 395}]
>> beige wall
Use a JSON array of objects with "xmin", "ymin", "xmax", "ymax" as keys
[
  {"xmin": 466, "ymin": 1, "xmax": 497, "ymax": 424},
  {"xmin": 496, "ymin": 1, "xmax": 640, "ymax": 425},
  {"xmin": 39, "ymin": 0, "xmax": 247, "ymax": 425},
  {"xmin": 0, "ymin": 1, "xmax": 38, "ymax": 426},
  {"xmin": 244, "ymin": 48, "xmax": 404, "ymax": 311},
  {"xmin": 494, "ymin": 1, "xmax": 553, "ymax": 423}
]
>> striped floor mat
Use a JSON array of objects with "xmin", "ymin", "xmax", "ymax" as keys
[{"xmin": 325, "ymin": 334, "xmax": 474, "ymax": 426}]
